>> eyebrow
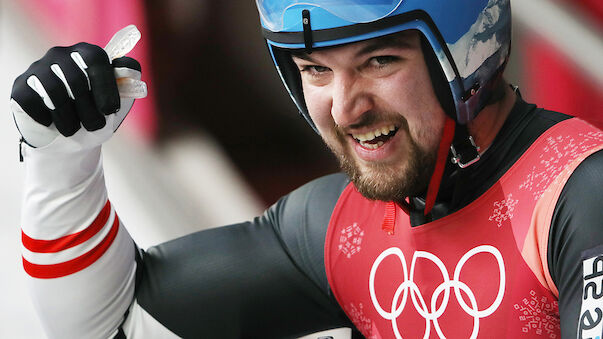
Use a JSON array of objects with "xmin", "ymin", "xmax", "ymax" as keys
[
  {"xmin": 291, "ymin": 52, "xmax": 315, "ymax": 62},
  {"xmin": 357, "ymin": 34, "xmax": 414, "ymax": 56},
  {"xmin": 291, "ymin": 33, "xmax": 415, "ymax": 63}
]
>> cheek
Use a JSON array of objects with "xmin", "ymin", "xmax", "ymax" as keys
[
  {"xmin": 304, "ymin": 86, "xmax": 335, "ymax": 133},
  {"xmin": 380, "ymin": 70, "xmax": 446, "ymax": 149},
  {"xmin": 417, "ymin": 113, "xmax": 446, "ymax": 152},
  {"xmin": 377, "ymin": 68, "xmax": 425, "ymax": 110}
]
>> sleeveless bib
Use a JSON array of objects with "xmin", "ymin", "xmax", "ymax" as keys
[{"xmin": 325, "ymin": 119, "xmax": 603, "ymax": 338}]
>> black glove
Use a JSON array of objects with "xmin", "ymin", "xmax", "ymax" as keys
[{"xmin": 10, "ymin": 42, "xmax": 141, "ymax": 148}]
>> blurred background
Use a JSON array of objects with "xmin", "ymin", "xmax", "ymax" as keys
[{"xmin": 0, "ymin": 0, "xmax": 601, "ymax": 337}]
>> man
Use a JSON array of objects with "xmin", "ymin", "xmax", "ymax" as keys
[{"xmin": 10, "ymin": 0, "xmax": 603, "ymax": 338}]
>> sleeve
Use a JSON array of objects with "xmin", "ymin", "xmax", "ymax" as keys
[
  {"xmin": 22, "ymin": 128, "xmax": 354, "ymax": 339},
  {"xmin": 131, "ymin": 173, "xmax": 356, "ymax": 338},
  {"xmin": 20, "ymin": 140, "xmax": 137, "ymax": 339},
  {"xmin": 548, "ymin": 149, "xmax": 603, "ymax": 339}
]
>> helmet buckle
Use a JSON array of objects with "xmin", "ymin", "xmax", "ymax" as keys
[{"xmin": 450, "ymin": 136, "xmax": 481, "ymax": 169}]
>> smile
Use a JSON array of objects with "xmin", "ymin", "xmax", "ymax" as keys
[{"xmin": 351, "ymin": 124, "xmax": 399, "ymax": 149}]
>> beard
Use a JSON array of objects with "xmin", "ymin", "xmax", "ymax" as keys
[{"xmin": 329, "ymin": 116, "xmax": 437, "ymax": 202}]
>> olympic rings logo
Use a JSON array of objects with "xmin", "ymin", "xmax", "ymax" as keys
[{"xmin": 369, "ymin": 245, "xmax": 505, "ymax": 339}]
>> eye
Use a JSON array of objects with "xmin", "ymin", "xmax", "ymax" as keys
[
  {"xmin": 300, "ymin": 65, "xmax": 331, "ymax": 75},
  {"xmin": 369, "ymin": 55, "xmax": 399, "ymax": 67}
]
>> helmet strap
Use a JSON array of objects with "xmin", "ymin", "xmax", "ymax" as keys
[
  {"xmin": 423, "ymin": 117, "xmax": 481, "ymax": 216},
  {"xmin": 424, "ymin": 116, "xmax": 456, "ymax": 216}
]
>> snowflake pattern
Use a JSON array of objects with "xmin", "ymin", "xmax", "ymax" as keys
[
  {"xmin": 338, "ymin": 222, "xmax": 365, "ymax": 259},
  {"xmin": 514, "ymin": 290, "xmax": 560, "ymax": 338},
  {"xmin": 488, "ymin": 194, "xmax": 519, "ymax": 227},
  {"xmin": 519, "ymin": 131, "xmax": 603, "ymax": 201},
  {"xmin": 346, "ymin": 303, "xmax": 379, "ymax": 339}
]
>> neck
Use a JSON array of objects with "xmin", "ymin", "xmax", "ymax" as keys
[{"xmin": 467, "ymin": 85, "xmax": 516, "ymax": 150}]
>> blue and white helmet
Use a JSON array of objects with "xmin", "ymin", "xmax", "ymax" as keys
[{"xmin": 255, "ymin": 0, "xmax": 512, "ymax": 131}]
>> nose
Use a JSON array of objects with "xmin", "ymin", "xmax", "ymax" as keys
[{"xmin": 330, "ymin": 72, "xmax": 373, "ymax": 128}]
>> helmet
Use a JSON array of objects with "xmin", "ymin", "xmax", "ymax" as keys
[{"xmin": 256, "ymin": 0, "xmax": 512, "ymax": 131}]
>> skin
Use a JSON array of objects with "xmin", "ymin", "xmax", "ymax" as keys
[
  {"xmin": 468, "ymin": 84, "xmax": 515, "ymax": 152},
  {"xmin": 292, "ymin": 31, "xmax": 515, "ymax": 201}
]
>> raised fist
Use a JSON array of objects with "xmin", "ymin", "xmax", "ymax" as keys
[{"xmin": 10, "ymin": 42, "xmax": 142, "ymax": 148}]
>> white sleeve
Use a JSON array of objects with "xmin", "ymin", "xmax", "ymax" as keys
[{"xmin": 20, "ymin": 131, "xmax": 137, "ymax": 339}]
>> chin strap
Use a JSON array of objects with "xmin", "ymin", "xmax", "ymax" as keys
[
  {"xmin": 424, "ymin": 117, "xmax": 482, "ymax": 216},
  {"xmin": 424, "ymin": 116, "xmax": 456, "ymax": 216}
]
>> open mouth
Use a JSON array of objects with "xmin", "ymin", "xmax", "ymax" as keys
[{"xmin": 351, "ymin": 124, "xmax": 399, "ymax": 149}]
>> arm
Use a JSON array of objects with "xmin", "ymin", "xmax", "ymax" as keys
[
  {"xmin": 12, "ymin": 41, "xmax": 143, "ymax": 338},
  {"xmin": 21, "ymin": 132, "xmax": 137, "ymax": 338},
  {"xmin": 129, "ymin": 173, "xmax": 355, "ymax": 338},
  {"xmin": 548, "ymin": 150, "xmax": 603, "ymax": 339}
]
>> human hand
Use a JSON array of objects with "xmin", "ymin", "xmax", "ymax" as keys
[{"xmin": 10, "ymin": 25, "xmax": 146, "ymax": 149}]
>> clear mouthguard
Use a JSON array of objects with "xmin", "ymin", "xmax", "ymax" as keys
[{"xmin": 105, "ymin": 25, "xmax": 148, "ymax": 99}]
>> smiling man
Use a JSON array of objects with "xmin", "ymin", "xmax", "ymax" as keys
[
  {"xmin": 10, "ymin": 0, "xmax": 603, "ymax": 338},
  {"xmin": 290, "ymin": 30, "xmax": 515, "ymax": 204},
  {"xmin": 294, "ymin": 32, "xmax": 448, "ymax": 202}
]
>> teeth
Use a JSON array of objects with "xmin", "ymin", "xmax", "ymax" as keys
[
  {"xmin": 352, "ymin": 124, "xmax": 397, "ymax": 142},
  {"xmin": 359, "ymin": 140, "xmax": 385, "ymax": 149}
]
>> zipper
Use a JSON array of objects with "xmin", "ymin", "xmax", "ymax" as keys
[{"xmin": 19, "ymin": 137, "xmax": 24, "ymax": 162}]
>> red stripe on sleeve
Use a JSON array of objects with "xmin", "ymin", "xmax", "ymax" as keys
[
  {"xmin": 22, "ymin": 201, "xmax": 111, "ymax": 253},
  {"xmin": 23, "ymin": 215, "xmax": 120, "ymax": 279}
]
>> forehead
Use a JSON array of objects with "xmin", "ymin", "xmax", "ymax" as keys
[{"xmin": 291, "ymin": 30, "xmax": 420, "ymax": 61}]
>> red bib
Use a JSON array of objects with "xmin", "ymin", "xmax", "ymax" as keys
[{"xmin": 325, "ymin": 119, "xmax": 603, "ymax": 339}]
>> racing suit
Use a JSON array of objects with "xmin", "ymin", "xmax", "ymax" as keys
[{"xmin": 20, "ymin": 95, "xmax": 603, "ymax": 338}]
